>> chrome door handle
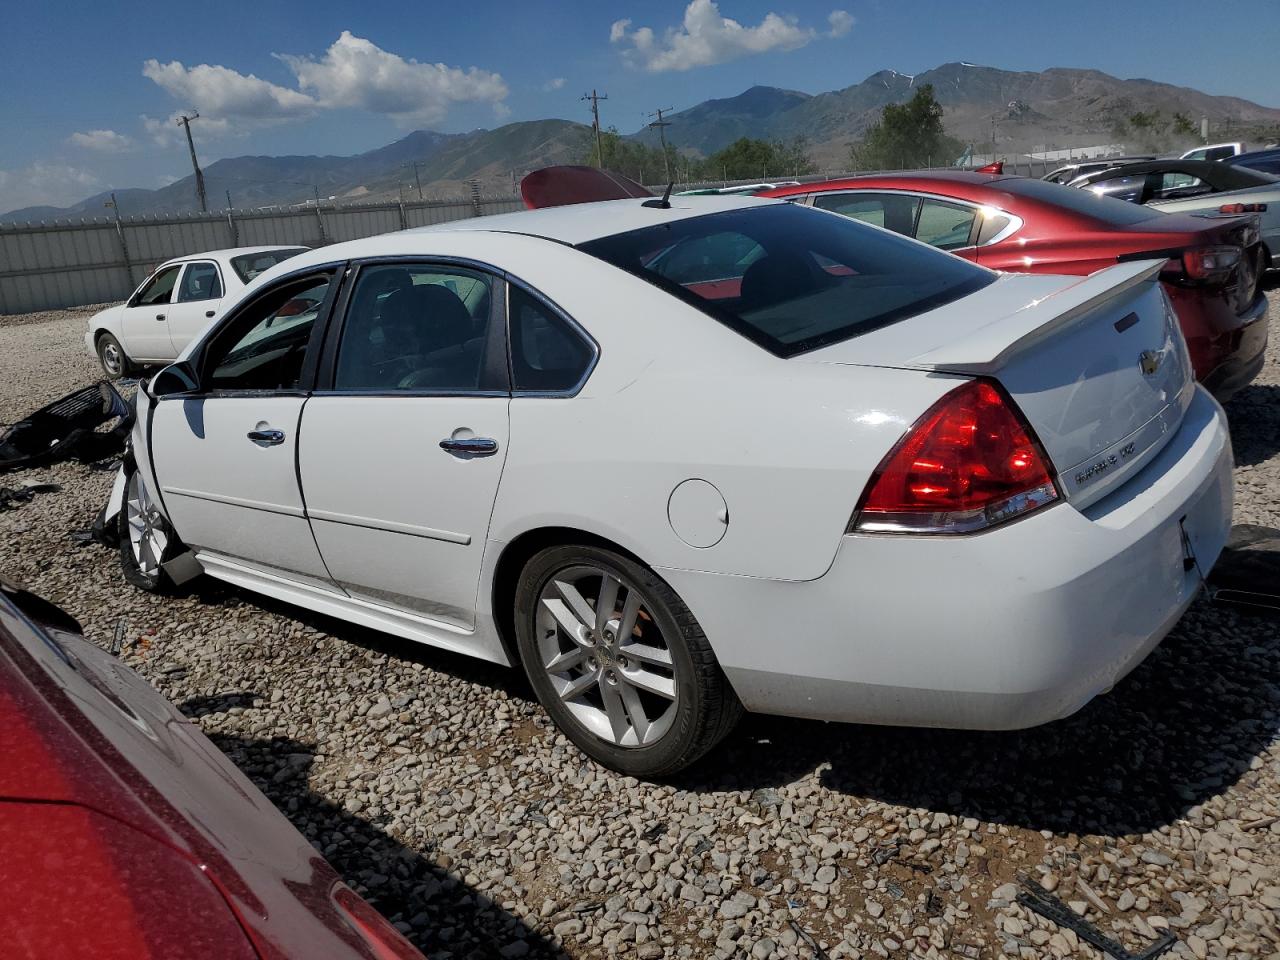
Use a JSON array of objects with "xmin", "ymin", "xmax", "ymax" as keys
[
  {"xmin": 439, "ymin": 437, "xmax": 498, "ymax": 456},
  {"xmin": 247, "ymin": 429, "xmax": 286, "ymax": 446}
]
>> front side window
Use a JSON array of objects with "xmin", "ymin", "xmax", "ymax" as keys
[
  {"xmin": 812, "ymin": 193, "xmax": 921, "ymax": 238},
  {"xmin": 914, "ymin": 199, "xmax": 977, "ymax": 250},
  {"xmin": 509, "ymin": 286, "xmax": 594, "ymax": 392},
  {"xmin": 177, "ymin": 262, "xmax": 223, "ymax": 302},
  {"xmin": 334, "ymin": 264, "xmax": 493, "ymax": 392},
  {"xmin": 134, "ymin": 266, "xmax": 180, "ymax": 306},
  {"xmin": 579, "ymin": 203, "xmax": 995, "ymax": 357},
  {"xmin": 204, "ymin": 275, "xmax": 330, "ymax": 391}
]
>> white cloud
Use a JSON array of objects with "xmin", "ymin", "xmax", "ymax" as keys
[
  {"xmin": 0, "ymin": 163, "xmax": 102, "ymax": 216},
  {"xmin": 276, "ymin": 31, "xmax": 508, "ymax": 126},
  {"xmin": 141, "ymin": 111, "xmax": 233, "ymax": 147},
  {"xmin": 143, "ymin": 58, "xmax": 315, "ymax": 123},
  {"xmin": 493, "ymin": 102, "xmax": 512, "ymax": 120},
  {"xmin": 827, "ymin": 10, "xmax": 854, "ymax": 37},
  {"xmin": 68, "ymin": 129, "xmax": 133, "ymax": 153},
  {"xmin": 544, "ymin": 77, "xmax": 567, "ymax": 91},
  {"xmin": 610, "ymin": 0, "xmax": 845, "ymax": 72}
]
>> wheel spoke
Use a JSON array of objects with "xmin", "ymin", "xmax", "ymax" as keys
[
  {"xmin": 558, "ymin": 670, "xmax": 598, "ymax": 702},
  {"xmin": 541, "ymin": 597, "xmax": 588, "ymax": 641},
  {"xmin": 620, "ymin": 640, "xmax": 672, "ymax": 667},
  {"xmin": 617, "ymin": 588, "xmax": 643, "ymax": 641},
  {"xmin": 599, "ymin": 680, "xmax": 631, "ymax": 743},
  {"xmin": 624, "ymin": 667, "xmax": 676, "ymax": 700},
  {"xmin": 553, "ymin": 578, "xmax": 596, "ymax": 628},
  {"xmin": 545, "ymin": 646, "xmax": 587, "ymax": 674},
  {"xmin": 596, "ymin": 575, "xmax": 620, "ymax": 632},
  {"xmin": 618, "ymin": 681, "xmax": 651, "ymax": 742}
]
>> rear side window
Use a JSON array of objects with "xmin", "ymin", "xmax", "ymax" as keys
[
  {"xmin": 812, "ymin": 193, "xmax": 920, "ymax": 237},
  {"xmin": 914, "ymin": 199, "xmax": 977, "ymax": 250},
  {"xmin": 230, "ymin": 248, "xmax": 308, "ymax": 284},
  {"xmin": 579, "ymin": 203, "xmax": 995, "ymax": 358},
  {"xmin": 177, "ymin": 261, "xmax": 223, "ymax": 302},
  {"xmin": 509, "ymin": 286, "xmax": 595, "ymax": 393}
]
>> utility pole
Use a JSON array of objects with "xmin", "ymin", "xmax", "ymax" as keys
[
  {"xmin": 176, "ymin": 112, "xmax": 208, "ymax": 212},
  {"xmin": 407, "ymin": 160, "xmax": 424, "ymax": 201},
  {"xmin": 581, "ymin": 90, "xmax": 608, "ymax": 167},
  {"xmin": 648, "ymin": 107, "xmax": 674, "ymax": 183}
]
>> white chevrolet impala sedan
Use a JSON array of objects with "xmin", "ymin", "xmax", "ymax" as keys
[{"xmin": 117, "ymin": 195, "xmax": 1233, "ymax": 775}]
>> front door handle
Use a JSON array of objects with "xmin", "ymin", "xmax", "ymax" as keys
[
  {"xmin": 439, "ymin": 437, "xmax": 499, "ymax": 456},
  {"xmin": 247, "ymin": 429, "xmax": 286, "ymax": 446}
]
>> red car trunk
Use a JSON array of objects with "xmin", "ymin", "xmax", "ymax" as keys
[{"xmin": 761, "ymin": 172, "xmax": 1269, "ymax": 401}]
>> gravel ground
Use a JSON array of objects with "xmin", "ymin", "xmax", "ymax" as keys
[{"xmin": 1, "ymin": 296, "xmax": 1278, "ymax": 960}]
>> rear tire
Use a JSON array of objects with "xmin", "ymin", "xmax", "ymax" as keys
[
  {"xmin": 514, "ymin": 543, "xmax": 741, "ymax": 777},
  {"xmin": 96, "ymin": 332, "xmax": 133, "ymax": 380},
  {"xmin": 118, "ymin": 464, "xmax": 182, "ymax": 593}
]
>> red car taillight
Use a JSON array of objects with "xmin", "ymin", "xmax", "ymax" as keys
[
  {"xmin": 331, "ymin": 884, "xmax": 424, "ymax": 960},
  {"xmin": 1182, "ymin": 245, "xmax": 1241, "ymax": 283},
  {"xmin": 852, "ymin": 379, "xmax": 1059, "ymax": 535}
]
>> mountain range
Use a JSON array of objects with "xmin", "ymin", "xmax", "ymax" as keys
[{"xmin": 8, "ymin": 62, "xmax": 1280, "ymax": 221}]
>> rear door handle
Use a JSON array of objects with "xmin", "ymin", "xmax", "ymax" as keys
[
  {"xmin": 247, "ymin": 429, "xmax": 286, "ymax": 446},
  {"xmin": 439, "ymin": 437, "xmax": 499, "ymax": 456},
  {"xmin": 205, "ymin": 310, "xmax": 216, "ymax": 318},
  {"xmin": 155, "ymin": 313, "xmax": 166, "ymax": 321}
]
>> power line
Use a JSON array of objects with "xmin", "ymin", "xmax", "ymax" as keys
[
  {"xmin": 648, "ymin": 106, "xmax": 674, "ymax": 183},
  {"xmin": 175, "ymin": 112, "xmax": 207, "ymax": 213},
  {"xmin": 581, "ymin": 90, "xmax": 608, "ymax": 167}
]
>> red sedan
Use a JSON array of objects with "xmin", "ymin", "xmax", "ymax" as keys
[
  {"xmin": 760, "ymin": 172, "xmax": 1269, "ymax": 401},
  {"xmin": 0, "ymin": 576, "xmax": 423, "ymax": 960}
]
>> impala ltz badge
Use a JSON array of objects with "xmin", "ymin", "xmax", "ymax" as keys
[{"xmin": 1139, "ymin": 350, "xmax": 1163, "ymax": 376}]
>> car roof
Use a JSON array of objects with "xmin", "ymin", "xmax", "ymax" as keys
[
  {"xmin": 764, "ymin": 171, "xmax": 1008, "ymax": 198},
  {"xmin": 1075, "ymin": 158, "xmax": 1274, "ymax": 190},
  {"xmin": 160, "ymin": 245, "xmax": 305, "ymax": 267},
  {"xmin": 406, "ymin": 194, "xmax": 776, "ymax": 245}
]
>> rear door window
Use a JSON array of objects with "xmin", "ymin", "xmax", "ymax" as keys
[
  {"xmin": 812, "ymin": 192, "xmax": 921, "ymax": 237},
  {"xmin": 176, "ymin": 261, "xmax": 223, "ymax": 302},
  {"xmin": 914, "ymin": 199, "xmax": 978, "ymax": 250}
]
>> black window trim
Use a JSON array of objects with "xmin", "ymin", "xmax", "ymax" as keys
[
  {"xmin": 175, "ymin": 258, "xmax": 226, "ymax": 304},
  {"xmin": 160, "ymin": 261, "xmax": 347, "ymax": 401}
]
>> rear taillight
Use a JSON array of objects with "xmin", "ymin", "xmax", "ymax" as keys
[
  {"xmin": 331, "ymin": 884, "xmax": 423, "ymax": 960},
  {"xmin": 1219, "ymin": 202, "xmax": 1267, "ymax": 214},
  {"xmin": 852, "ymin": 379, "xmax": 1059, "ymax": 535},
  {"xmin": 1182, "ymin": 245, "xmax": 1241, "ymax": 283}
]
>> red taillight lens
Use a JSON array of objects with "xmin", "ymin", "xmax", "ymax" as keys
[
  {"xmin": 331, "ymin": 884, "xmax": 423, "ymax": 960},
  {"xmin": 1182, "ymin": 245, "xmax": 1241, "ymax": 282},
  {"xmin": 1219, "ymin": 202, "xmax": 1267, "ymax": 214},
  {"xmin": 853, "ymin": 379, "xmax": 1059, "ymax": 534}
]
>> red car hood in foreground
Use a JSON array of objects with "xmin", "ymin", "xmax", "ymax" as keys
[{"xmin": 0, "ymin": 579, "xmax": 422, "ymax": 960}]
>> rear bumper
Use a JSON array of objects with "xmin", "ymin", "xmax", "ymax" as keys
[
  {"xmin": 659, "ymin": 386, "xmax": 1233, "ymax": 729},
  {"xmin": 1170, "ymin": 286, "xmax": 1268, "ymax": 401}
]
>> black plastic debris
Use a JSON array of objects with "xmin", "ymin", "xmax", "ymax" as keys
[
  {"xmin": 1017, "ymin": 874, "xmax": 1176, "ymax": 960},
  {"xmin": 1207, "ymin": 524, "xmax": 1280, "ymax": 615},
  {"xmin": 0, "ymin": 382, "xmax": 132, "ymax": 474},
  {"xmin": 0, "ymin": 482, "xmax": 60, "ymax": 511}
]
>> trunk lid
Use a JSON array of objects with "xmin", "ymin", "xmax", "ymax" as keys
[{"xmin": 801, "ymin": 261, "xmax": 1195, "ymax": 508}]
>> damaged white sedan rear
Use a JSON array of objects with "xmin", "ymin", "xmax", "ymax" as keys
[{"xmin": 107, "ymin": 195, "xmax": 1233, "ymax": 776}]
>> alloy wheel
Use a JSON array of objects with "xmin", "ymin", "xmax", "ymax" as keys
[
  {"xmin": 126, "ymin": 471, "xmax": 168, "ymax": 579},
  {"xmin": 536, "ymin": 565, "xmax": 678, "ymax": 748}
]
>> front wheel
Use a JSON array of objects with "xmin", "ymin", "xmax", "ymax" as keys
[
  {"xmin": 96, "ymin": 332, "xmax": 133, "ymax": 379},
  {"xmin": 514, "ymin": 544, "xmax": 741, "ymax": 777},
  {"xmin": 118, "ymin": 465, "xmax": 182, "ymax": 592}
]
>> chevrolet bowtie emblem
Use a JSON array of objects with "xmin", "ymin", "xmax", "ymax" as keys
[{"xmin": 1138, "ymin": 350, "xmax": 1163, "ymax": 376}]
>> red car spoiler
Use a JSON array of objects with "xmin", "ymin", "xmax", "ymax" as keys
[{"xmin": 520, "ymin": 165, "xmax": 653, "ymax": 209}]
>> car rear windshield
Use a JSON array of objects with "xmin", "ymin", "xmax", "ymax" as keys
[
  {"xmin": 576, "ymin": 203, "xmax": 995, "ymax": 357},
  {"xmin": 230, "ymin": 248, "xmax": 308, "ymax": 284},
  {"xmin": 997, "ymin": 177, "xmax": 1163, "ymax": 224}
]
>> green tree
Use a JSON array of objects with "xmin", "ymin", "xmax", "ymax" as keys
[
  {"xmin": 849, "ymin": 84, "xmax": 963, "ymax": 170},
  {"xmin": 581, "ymin": 126, "xmax": 679, "ymax": 183},
  {"xmin": 705, "ymin": 137, "xmax": 815, "ymax": 180}
]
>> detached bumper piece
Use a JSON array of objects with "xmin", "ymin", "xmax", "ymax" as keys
[
  {"xmin": 1018, "ymin": 875, "xmax": 1176, "ymax": 960},
  {"xmin": 1207, "ymin": 523, "xmax": 1280, "ymax": 614},
  {"xmin": 0, "ymin": 382, "xmax": 133, "ymax": 473}
]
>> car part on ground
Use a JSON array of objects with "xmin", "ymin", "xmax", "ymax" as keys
[
  {"xmin": 1017, "ymin": 874, "xmax": 1177, "ymax": 960},
  {"xmin": 0, "ymin": 381, "xmax": 131, "ymax": 473},
  {"xmin": 0, "ymin": 575, "xmax": 426, "ymax": 960},
  {"xmin": 1207, "ymin": 523, "xmax": 1280, "ymax": 614},
  {"xmin": 0, "ymin": 482, "xmax": 59, "ymax": 511},
  {"xmin": 759, "ymin": 172, "xmax": 1270, "ymax": 401},
  {"xmin": 119, "ymin": 192, "xmax": 1233, "ymax": 775}
]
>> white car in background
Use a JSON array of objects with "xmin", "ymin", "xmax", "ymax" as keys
[
  {"xmin": 86, "ymin": 246, "xmax": 307, "ymax": 377},
  {"xmin": 115, "ymin": 196, "xmax": 1232, "ymax": 776}
]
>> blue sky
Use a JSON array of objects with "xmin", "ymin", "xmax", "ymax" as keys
[{"xmin": 1, "ymin": 0, "xmax": 1277, "ymax": 211}]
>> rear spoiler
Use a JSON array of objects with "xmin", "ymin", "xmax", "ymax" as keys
[
  {"xmin": 908, "ymin": 260, "xmax": 1167, "ymax": 374},
  {"xmin": 520, "ymin": 166, "xmax": 653, "ymax": 209}
]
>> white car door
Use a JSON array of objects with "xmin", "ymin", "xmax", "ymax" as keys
[
  {"xmin": 149, "ymin": 269, "xmax": 340, "ymax": 585},
  {"xmin": 165, "ymin": 260, "xmax": 225, "ymax": 355},
  {"xmin": 298, "ymin": 262, "xmax": 514, "ymax": 632},
  {"xmin": 120, "ymin": 264, "xmax": 181, "ymax": 361}
]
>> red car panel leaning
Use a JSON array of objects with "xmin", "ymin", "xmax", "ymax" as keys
[{"xmin": 761, "ymin": 172, "xmax": 1269, "ymax": 401}]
